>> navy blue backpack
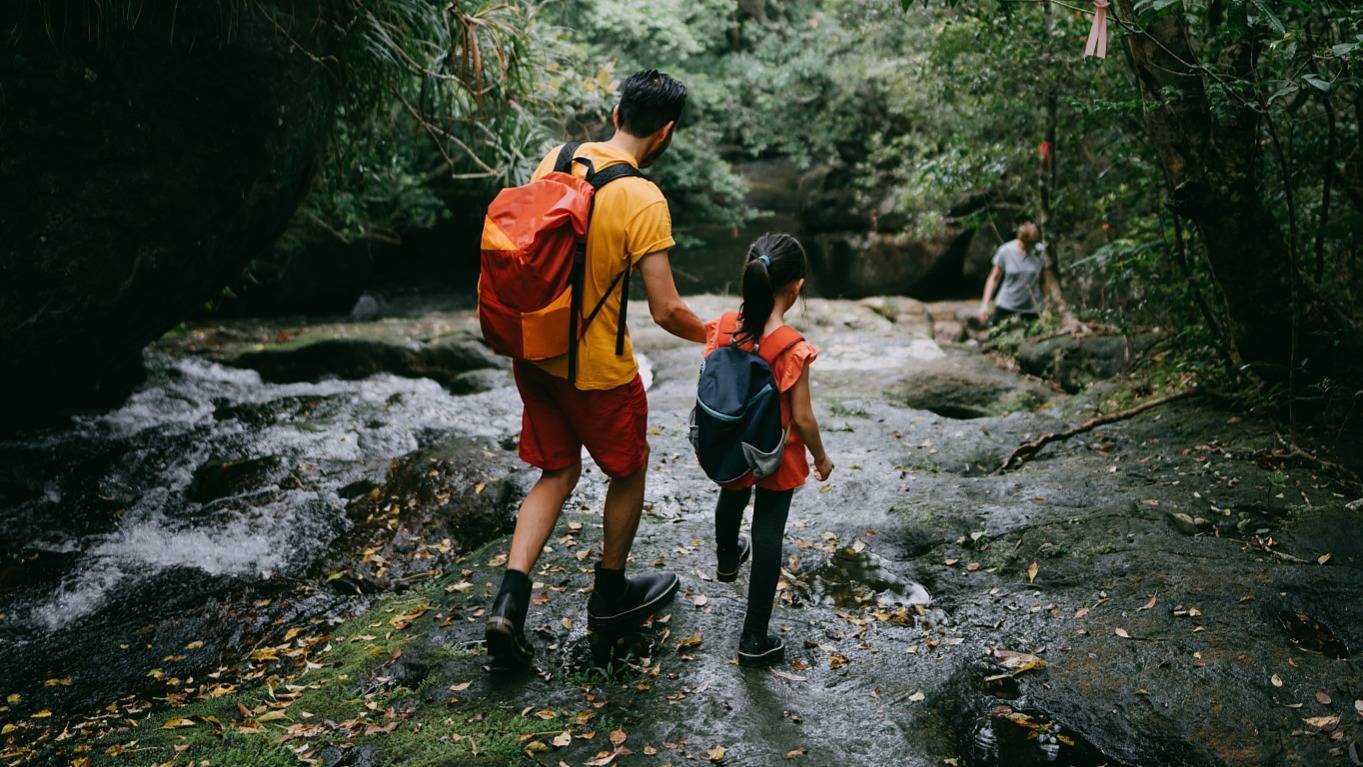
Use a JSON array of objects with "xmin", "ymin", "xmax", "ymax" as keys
[{"xmin": 690, "ymin": 312, "xmax": 804, "ymax": 484}]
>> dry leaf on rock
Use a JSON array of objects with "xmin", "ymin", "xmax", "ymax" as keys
[
  {"xmin": 1303, "ymin": 715, "xmax": 1340, "ymax": 730},
  {"xmin": 388, "ymin": 605, "xmax": 428, "ymax": 631}
]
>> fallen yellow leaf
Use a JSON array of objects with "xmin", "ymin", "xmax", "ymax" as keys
[
  {"xmin": 1302, "ymin": 715, "xmax": 1339, "ymax": 729},
  {"xmin": 389, "ymin": 605, "xmax": 429, "ymax": 631}
]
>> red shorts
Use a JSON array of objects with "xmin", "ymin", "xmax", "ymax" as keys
[{"xmin": 512, "ymin": 360, "xmax": 649, "ymax": 479}]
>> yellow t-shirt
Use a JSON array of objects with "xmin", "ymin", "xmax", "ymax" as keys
[{"xmin": 529, "ymin": 142, "xmax": 675, "ymax": 389}]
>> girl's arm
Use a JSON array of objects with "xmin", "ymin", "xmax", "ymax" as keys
[{"xmin": 789, "ymin": 364, "xmax": 834, "ymax": 481}]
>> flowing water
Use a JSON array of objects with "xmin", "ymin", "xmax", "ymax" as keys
[{"xmin": 0, "ymin": 351, "xmax": 522, "ymax": 650}]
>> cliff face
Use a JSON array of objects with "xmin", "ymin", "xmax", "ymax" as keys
[{"xmin": 0, "ymin": 3, "xmax": 335, "ymax": 421}]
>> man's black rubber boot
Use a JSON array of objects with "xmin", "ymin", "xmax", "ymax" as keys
[
  {"xmin": 485, "ymin": 570, "xmax": 534, "ymax": 669},
  {"xmin": 737, "ymin": 632, "xmax": 785, "ymax": 667},
  {"xmin": 586, "ymin": 567, "xmax": 680, "ymax": 634},
  {"xmin": 716, "ymin": 536, "xmax": 751, "ymax": 583}
]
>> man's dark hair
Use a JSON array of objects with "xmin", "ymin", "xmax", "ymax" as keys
[{"xmin": 617, "ymin": 69, "xmax": 687, "ymax": 137}]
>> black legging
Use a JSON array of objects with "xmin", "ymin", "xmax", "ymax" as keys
[{"xmin": 715, "ymin": 486, "xmax": 793, "ymax": 639}]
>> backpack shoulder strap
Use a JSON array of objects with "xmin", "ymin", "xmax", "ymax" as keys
[
  {"xmin": 757, "ymin": 325, "xmax": 804, "ymax": 365},
  {"xmin": 586, "ymin": 162, "xmax": 643, "ymax": 190},
  {"xmin": 553, "ymin": 142, "xmax": 581, "ymax": 175}
]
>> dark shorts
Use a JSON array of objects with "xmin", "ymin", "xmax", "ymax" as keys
[
  {"xmin": 512, "ymin": 360, "xmax": 649, "ymax": 479},
  {"xmin": 990, "ymin": 306, "xmax": 1040, "ymax": 326}
]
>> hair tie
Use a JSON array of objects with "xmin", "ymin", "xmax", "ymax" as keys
[{"xmin": 757, "ymin": 255, "xmax": 771, "ymax": 267}]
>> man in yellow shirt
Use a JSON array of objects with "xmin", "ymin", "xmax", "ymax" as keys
[{"xmin": 486, "ymin": 70, "xmax": 707, "ymax": 669}]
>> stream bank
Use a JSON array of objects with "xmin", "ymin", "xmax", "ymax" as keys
[{"xmin": 2, "ymin": 296, "xmax": 1360, "ymax": 766}]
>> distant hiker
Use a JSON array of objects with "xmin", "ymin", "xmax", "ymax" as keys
[
  {"xmin": 976, "ymin": 222, "xmax": 1081, "ymax": 330},
  {"xmin": 691, "ymin": 233, "xmax": 833, "ymax": 667},
  {"xmin": 479, "ymin": 70, "xmax": 708, "ymax": 669}
]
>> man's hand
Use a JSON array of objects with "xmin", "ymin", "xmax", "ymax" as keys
[
  {"xmin": 638, "ymin": 250, "xmax": 706, "ymax": 343},
  {"xmin": 814, "ymin": 454, "xmax": 835, "ymax": 482}
]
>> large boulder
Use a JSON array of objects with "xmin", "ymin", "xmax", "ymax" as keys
[
  {"xmin": 796, "ymin": 164, "xmax": 1009, "ymax": 299},
  {"xmin": 0, "ymin": 3, "xmax": 335, "ymax": 422},
  {"xmin": 804, "ymin": 230, "xmax": 973, "ymax": 299},
  {"xmin": 1017, "ymin": 334, "xmax": 1158, "ymax": 392},
  {"xmin": 229, "ymin": 334, "xmax": 504, "ymax": 388},
  {"xmin": 886, "ymin": 353, "xmax": 1054, "ymax": 419}
]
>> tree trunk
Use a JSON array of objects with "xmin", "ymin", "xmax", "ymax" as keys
[{"xmin": 1111, "ymin": 0, "xmax": 1358, "ymax": 378}]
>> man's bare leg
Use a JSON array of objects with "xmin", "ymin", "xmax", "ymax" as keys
[
  {"xmin": 487, "ymin": 463, "xmax": 580, "ymax": 668},
  {"xmin": 600, "ymin": 459, "xmax": 647, "ymax": 570},
  {"xmin": 507, "ymin": 463, "xmax": 582, "ymax": 574}
]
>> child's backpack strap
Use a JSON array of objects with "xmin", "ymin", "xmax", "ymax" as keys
[{"xmin": 757, "ymin": 325, "xmax": 804, "ymax": 366}]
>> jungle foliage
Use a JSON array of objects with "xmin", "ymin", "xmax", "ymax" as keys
[{"xmin": 289, "ymin": 0, "xmax": 1360, "ymax": 410}]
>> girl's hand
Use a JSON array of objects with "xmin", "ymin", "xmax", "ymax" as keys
[{"xmin": 814, "ymin": 454, "xmax": 834, "ymax": 481}]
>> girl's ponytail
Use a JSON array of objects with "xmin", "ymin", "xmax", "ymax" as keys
[
  {"xmin": 739, "ymin": 253, "xmax": 775, "ymax": 343},
  {"xmin": 737, "ymin": 232, "xmax": 807, "ymax": 344}
]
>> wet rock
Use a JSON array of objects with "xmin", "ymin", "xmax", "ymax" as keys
[
  {"xmin": 188, "ymin": 456, "xmax": 286, "ymax": 503},
  {"xmin": 316, "ymin": 744, "xmax": 382, "ymax": 767},
  {"xmin": 858, "ymin": 296, "xmax": 933, "ymax": 337},
  {"xmin": 886, "ymin": 354, "xmax": 1053, "ymax": 419},
  {"xmin": 325, "ymin": 437, "xmax": 527, "ymax": 590},
  {"xmin": 1017, "ymin": 334, "xmax": 1157, "ymax": 392},
  {"xmin": 806, "ymin": 229, "xmax": 977, "ymax": 299},
  {"xmin": 230, "ymin": 334, "xmax": 502, "ymax": 386},
  {"xmin": 447, "ymin": 367, "xmax": 510, "ymax": 395},
  {"xmin": 0, "ymin": 3, "xmax": 334, "ymax": 421},
  {"xmin": 934, "ymin": 319, "xmax": 967, "ymax": 344}
]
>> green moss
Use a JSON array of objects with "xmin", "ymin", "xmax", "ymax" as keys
[{"xmin": 44, "ymin": 543, "xmax": 520, "ymax": 767}]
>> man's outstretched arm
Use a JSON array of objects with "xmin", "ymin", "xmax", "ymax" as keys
[{"xmin": 638, "ymin": 250, "xmax": 706, "ymax": 343}]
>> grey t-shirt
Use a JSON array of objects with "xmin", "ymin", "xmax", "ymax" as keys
[{"xmin": 992, "ymin": 240, "xmax": 1047, "ymax": 313}]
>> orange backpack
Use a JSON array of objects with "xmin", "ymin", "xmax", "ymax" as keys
[{"xmin": 478, "ymin": 143, "xmax": 641, "ymax": 384}]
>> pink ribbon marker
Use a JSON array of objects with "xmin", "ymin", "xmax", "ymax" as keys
[{"xmin": 1084, "ymin": 0, "xmax": 1109, "ymax": 59}]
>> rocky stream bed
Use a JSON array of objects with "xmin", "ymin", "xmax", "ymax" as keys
[{"xmin": 1, "ymin": 295, "xmax": 1361, "ymax": 767}]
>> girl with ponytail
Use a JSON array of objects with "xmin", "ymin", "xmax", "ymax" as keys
[{"xmin": 701, "ymin": 232, "xmax": 834, "ymax": 666}]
